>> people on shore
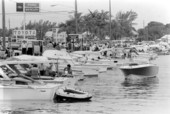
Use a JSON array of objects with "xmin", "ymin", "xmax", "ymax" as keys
[
  {"xmin": 21, "ymin": 40, "xmax": 27, "ymax": 54},
  {"xmin": 27, "ymin": 42, "xmax": 33, "ymax": 55}
]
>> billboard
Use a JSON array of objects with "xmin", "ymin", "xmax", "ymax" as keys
[
  {"xmin": 16, "ymin": 3, "xmax": 24, "ymax": 12},
  {"xmin": 25, "ymin": 3, "xmax": 39, "ymax": 12},
  {"xmin": 16, "ymin": 3, "xmax": 39, "ymax": 12},
  {"xmin": 13, "ymin": 30, "xmax": 36, "ymax": 36}
]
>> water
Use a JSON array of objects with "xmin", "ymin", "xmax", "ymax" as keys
[{"xmin": 1, "ymin": 55, "xmax": 170, "ymax": 114}]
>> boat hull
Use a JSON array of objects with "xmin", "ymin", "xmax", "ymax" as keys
[
  {"xmin": 54, "ymin": 87, "xmax": 92, "ymax": 103},
  {"xmin": 120, "ymin": 64, "xmax": 159, "ymax": 78},
  {"xmin": 54, "ymin": 94, "xmax": 92, "ymax": 103},
  {"xmin": 0, "ymin": 84, "xmax": 59, "ymax": 101}
]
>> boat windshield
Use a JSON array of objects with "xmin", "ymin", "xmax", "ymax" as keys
[
  {"xmin": 8, "ymin": 64, "xmax": 28, "ymax": 74},
  {"xmin": 0, "ymin": 65, "xmax": 15, "ymax": 76},
  {"xmin": 14, "ymin": 64, "xmax": 28, "ymax": 74}
]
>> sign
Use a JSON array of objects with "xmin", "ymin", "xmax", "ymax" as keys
[
  {"xmin": 25, "ymin": 3, "xmax": 39, "ymax": 12},
  {"xmin": 16, "ymin": 3, "xmax": 24, "ymax": 12},
  {"xmin": 16, "ymin": 3, "xmax": 39, "ymax": 12},
  {"xmin": 52, "ymin": 28, "xmax": 59, "ymax": 41},
  {"xmin": 55, "ymin": 32, "xmax": 67, "ymax": 43},
  {"xmin": 13, "ymin": 30, "xmax": 36, "ymax": 36}
]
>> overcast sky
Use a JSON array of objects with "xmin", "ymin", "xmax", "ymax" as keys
[{"xmin": 0, "ymin": 0, "xmax": 170, "ymax": 30}]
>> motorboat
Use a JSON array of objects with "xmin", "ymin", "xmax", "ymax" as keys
[
  {"xmin": 43, "ymin": 50, "xmax": 103, "ymax": 76},
  {"xmin": 8, "ymin": 54, "xmax": 100, "ymax": 77},
  {"xmin": 0, "ymin": 82, "xmax": 60, "ymax": 101},
  {"xmin": 119, "ymin": 62, "xmax": 159, "ymax": 78},
  {"xmin": 0, "ymin": 66, "xmax": 61, "ymax": 100},
  {"xmin": 71, "ymin": 50, "xmax": 116, "ymax": 68},
  {"xmin": 54, "ymin": 87, "xmax": 92, "ymax": 102},
  {"xmin": 71, "ymin": 49, "xmax": 135, "ymax": 69},
  {"xmin": 7, "ymin": 55, "xmax": 84, "ymax": 76},
  {"xmin": 3, "ymin": 60, "xmax": 79, "ymax": 85}
]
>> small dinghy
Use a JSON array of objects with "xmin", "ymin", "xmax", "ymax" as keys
[{"xmin": 54, "ymin": 87, "xmax": 92, "ymax": 103}]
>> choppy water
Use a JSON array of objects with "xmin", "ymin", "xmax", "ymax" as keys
[{"xmin": 1, "ymin": 55, "xmax": 170, "ymax": 114}]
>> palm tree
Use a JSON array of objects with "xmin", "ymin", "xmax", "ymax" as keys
[
  {"xmin": 115, "ymin": 10, "xmax": 137, "ymax": 38},
  {"xmin": 83, "ymin": 10, "xmax": 109, "ymax": 39},
  {"xmin": 58, "ymin": 12, "xmax": 83, "ymax": 34}
]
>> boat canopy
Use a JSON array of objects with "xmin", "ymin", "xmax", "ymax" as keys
[
  {"xmin": 7, "ymin": 55, "xmax": 48, "ymax": 61},
  {"xmin": 43, "ymin": 50, "xmax": 72, "ymax": 60}
]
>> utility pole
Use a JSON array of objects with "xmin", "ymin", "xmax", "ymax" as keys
[
  {"xmin": 23, "ymin": 5, "xmax": 26, "ymax": 40},
  {"xmin": 109, "ymin": 0, "xmax": 112, "ymax": 40},
  {"xmin": 72, "ymin": 0, "xmax": 78, "ymax": 51},
  {"xmin": 75, "ymin": 0, "xmax": 78, "ymax": 34},
  {"xmin": 8, "ymin": 18, "xmax": 10, "ymax": 30},
  {"xmin": 8, "ymin": 18, "xmax": 12, "ymax": 56},
  {"xmin": 2, "ymin": 0, "xmax": 6, "ymax": 50}
]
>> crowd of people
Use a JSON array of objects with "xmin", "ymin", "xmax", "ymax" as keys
[
  {"xmin": 25, "ymin": 62, "xmax": 72, "ymax": 79},
  {"xmin": 0, "ymin": 38, "xmax": 132, "ymax": 59}
]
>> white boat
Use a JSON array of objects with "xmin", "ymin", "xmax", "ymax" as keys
[
  {"xmin": 43, "ymin": 50, "xmax": 103, "ymax": 76},
  {"xmin": 43, "ymin": 50, "xmax": 110, "ymax": 71},
  {"xmin": 119, "ymin": 62, "xmax": 159, "ymax": 78},
  {"xmin": 0, "ymin": 67, "xmax": 60, "ymax": 101},
  {"xmin": 3, "ymin": 60, "xmax": 79, "ymax": 85},
  {"xmin": 8, "ymin": 54, "xmax": 99, "ymax": 77},
  {"xmin": 71, "ymin": 50, "xmax": 116, "ymax": 67},
  {"xmin": 71, "ymin": 49, "xmax": 128, "ymax": 69},
  {"xmin": 54, "ymin": 87, "xmax": 92, "ymax": 102},
  {"xmin": 0, "ymin": 83, "xmax": 60, "ymax": 101}
]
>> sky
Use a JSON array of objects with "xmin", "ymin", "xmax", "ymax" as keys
[{"xmin": 0, "ymin": 0, "xmax": 170, "ymax": 30}]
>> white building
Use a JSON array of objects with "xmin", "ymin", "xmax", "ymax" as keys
[
  {"xmin": 45, "ymin": 28, "xmax": 67, "ymax": 43},
  {"xmin": 160, "ymin": 34, "xmax": 170, "ymax": 44}
]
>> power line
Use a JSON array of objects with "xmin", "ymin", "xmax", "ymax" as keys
[{"xmin": 0, "ymin": 11, "xmax": 74, "ymax": 15}]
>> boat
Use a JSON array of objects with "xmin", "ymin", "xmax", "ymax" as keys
[
  {"xmin": 43, "ymin": 50, "xmax": 102, "ymax": 76},
  {"xmin": 71, "ymin": 48, "xmax": 136, "ymax": 69},
  {"xmin": 8, "ymin": 54, "xmax": 99, "ymax": 77},
  {"xmin": 3, "ymin": 60, "xmax": 79, "ymax": 85},
  {"xmin": 119, "ymin": 62, "xmax": 159, "ymax": 78},
  {"xmin": 0, "ymin": 82, "xmax": 60, "ymax": 101},
  {"xmin": 71, "ymin": 50, "xmax": 116, "ymax": 69},
  {"xmin": 54, "ymin": 87, "xmax": 92, "ymax": 102},
  {"xmin": 0, "ymin": 66, "xmax": 61, "ymax": 100}
]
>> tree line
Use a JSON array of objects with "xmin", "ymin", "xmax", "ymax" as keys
[
  {"xmin": 138, "ymin": 22, "xmax": 170, "ymax": 41},
  {"xmin": 0, "ymin": 10, "xmax": 170, "ymax": 41}
]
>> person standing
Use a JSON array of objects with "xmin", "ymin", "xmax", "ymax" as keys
[
  {"xmin": 40, "ymin": 42, "xmax": 43, "ymax": 55},
  {"xmin": 27, "ymin": 42, "xmax": 33, "ymax": 55},
  {"xmin": 21, "ymin": 40, "xmax": 27, "ymax": 54}
]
